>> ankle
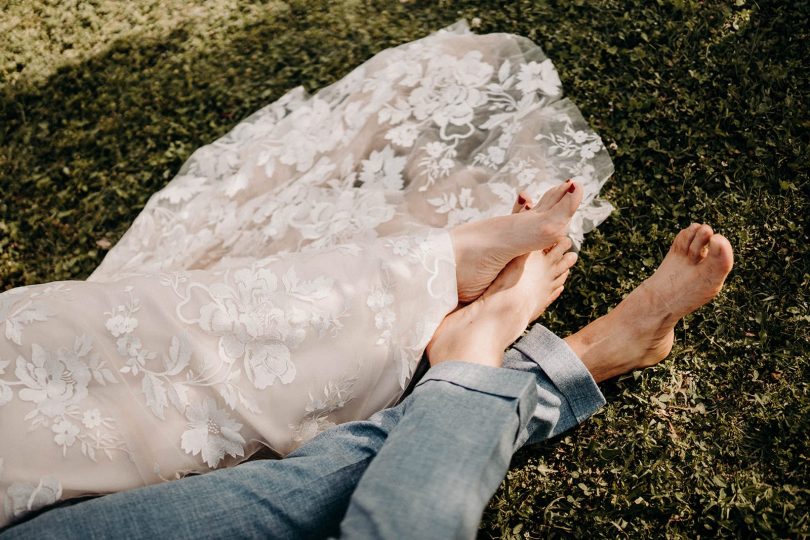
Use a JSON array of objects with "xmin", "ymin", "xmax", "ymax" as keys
[
  {"xmin": 427, "ymin": 297, "xmax": 530, "ymax": 369},
  {"xmin": 566, "ymin": 319, "xmax": 609, "ymax": 383},
  {"xmin": 480, "ymin": 292, "xmax": 536, "ymax": 352},
  {"xmin": 564, "ymin": 313, "xmax": 635, "ymax": 383},
  {"xmin": 427, "ymin": 334, "xmax": 505, "ymax": 369}
]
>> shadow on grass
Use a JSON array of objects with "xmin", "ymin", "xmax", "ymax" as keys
[{"xmin": 0, "ymin": 0, "xmax": 459, "ymax": 288}]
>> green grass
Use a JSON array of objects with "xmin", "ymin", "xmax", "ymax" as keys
[{"xmin": 1, "ymin": 0, "xmax": 808, "ymax": 537}]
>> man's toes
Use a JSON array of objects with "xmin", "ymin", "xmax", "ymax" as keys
[
  {"xmin": 689, "ymin": 224, "xmax": 714, "ymax": 262},
  {"xmin": 707, "ymin": 234, "xmax": 734, "ymax": 276},
  {"xmin": 548, "ymin": 285, "xmax": 565, "ymax": 304},
  {"xmin": 673, "ymin": 223, "xmax": 701, "ymax": 254},
  {"xmin": 534, "ymin": 180, "xmax": 571, "ymax": 211},
  {"xmin": 546, "ymin": 237, "xmax": 573, "ymax": 259},
  {"xmin": 559, "ymin": 251, "xmax": 578, "ymax": 272},
  {"xmin": 551, "ymin": 270, "xmax": 569, "ymax": 289},
  {"xmin": 552, "ymin": 250, "xmax": 578, "ymax": 276}
]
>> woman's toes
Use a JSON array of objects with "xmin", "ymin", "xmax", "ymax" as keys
[
  {"xmin": 534, "ymin": 180, "xmax": 572, "ymax": 211},
  {"xmin": 689, "ymin": 224, "xmax": 714, "ymax": 262},
  {"xmin": 539, "ymin": 181, "xmax": 571, "ymax": 208},
  {"xmin": 512, "ymin": 192, "xmax": 534, "ymax": 214},
  {"xmin": 542, "ymin": 180, "xmax": 583, "ymax": 218},
  {"xmin": 534, "ymin": 182, "xmax": 583, "ymax": 242}
]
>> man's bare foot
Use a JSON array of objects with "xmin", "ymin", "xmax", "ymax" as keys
[
  {"xmin": 427, "ymin": 238, "xmax": 578, "ymax": 368},
  {"xmin": 452, "ymin": 180, "xmax": 583, "ymax": 303},
  {"xmin": 565, "ymin": 223, "xmax": 734, "ymax": 382}
]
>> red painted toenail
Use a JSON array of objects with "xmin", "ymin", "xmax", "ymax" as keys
[
  {"xmin": 523, "ymin": 203, "xmax": 531, "ymax": 211},
  {"xmin": 567, "ymin": 184, "xmax": 576, "ymax": 193},
  {"xmin": 517, "ymin": 194, "xmax": 526, "ymax": 204},
  {"xmin": 565, "ymin": 178, "xmax": 572, "ymax": 183}
]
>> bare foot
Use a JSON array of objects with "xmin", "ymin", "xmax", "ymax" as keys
[
  {"xmin": 427, "ymin": 237, "xmax": 578, "ymax": 368},
  {"xmin": 565, "ymin": 223, "xmax": 734, "ymax": 382},
  {"xmin": 452, "ymin": 180, "xmax": 583, "ymax": 303}
]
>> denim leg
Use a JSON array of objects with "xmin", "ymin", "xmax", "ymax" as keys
[
  {"xmin": 0, "ymin": 363, "xmax": 535, "ymax": 540},
  {"xmin": 0, "ymin": 408, "xmax": 404, "ymax": 540},
  {"xmin": 505, "ymin": 324, "xmax": 606, "ymax": 447},
  {"xmin": 336, "ymin": 328, "xmax": 606, "ymax": 539},
  {"xmin": 339, "ymin": 364, "xmax": 536, "ymax": 540},
  {"xmin": 2, "ymin": 326, "xmax": 605, "ymax": 539}
]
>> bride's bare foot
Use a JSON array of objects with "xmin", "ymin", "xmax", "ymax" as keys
[
  {"xmin": 566, "ymin": 223, "xmax": 734, "ymax": 382},
  {"xmin": 427, "ymin": 238, "xmax": 578, "ymax": 368},
  {"xmin": 452, "ymin": 180, "xmax": 583, "ymax": 303}
]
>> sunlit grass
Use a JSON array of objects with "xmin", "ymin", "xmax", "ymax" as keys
[{"xmin": 1, "ymin": 0, "xmax": 285, "ymax": 91}]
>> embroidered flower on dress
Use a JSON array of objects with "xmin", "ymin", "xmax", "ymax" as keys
[
  {"xmin": 384, "ymin": 123, "xmax": 419, "ymax": 148},
  {"xmin": 155, "ymin": 175, "xmax": 208, "ymax": 204},
  {"xmin": 367, "ymin": 289, "xmax": 394, "ymax": 311},
  {"xmin": 0, "ymin": 288, "xmax": 54, "ymax": 346},
  {"xmin": 277, "ymin": 98, "xmax": 339, "ymax": 173},
  {"xmin": 5, "ymin": 477, "xmax": 62, "ymax": 518},
  {"xmin": 82, "ymin": 409, "xmax": 102, "ymax": 429},
  {"xmin": 197, "ymin": 267, "xmax": 298, "ymax": 389},
  {"xmin": 408, "ymin": 51, "xmax": 493, "ymax": 131},
  {"xmin": 572, "ymin": 130, "xmax": 590, "ymax": 143},
  {"xmin": 366, "ymin": 281, "xmax": 397, "ymax": 346},
  {"xmin": 180, "ymin": 398, "xmax": 245, "ymax": 468},
  {"xmin": 52, "ymin": 420, "xmax": 80, "ymax": 450},
  {"xmin": 487, "ymin": 146, "xmax": 506, "ymax": 165},
  {"xmin": 359, "ymin": 146, "xmax": 407, "ymax": 190},
  {"xmin": 16, "ymin": 343, "xmax": 92, "ymax": 417},
  {"xmin": 374, "ymin": 310, "xmax": 396, "ymax": 330},
  {"xmin": 244, "ymin": 341, "xmax": 294, "ymax": 390},
  {"xmin": 389, "ymin": 239, "xmax": 410, "ymax": 256},
  {"xmin": 105, "ymin": 314, "xmax": 138, "ymax": 338},
  {"xmin": 115, "ymin": 335, "xmax": 142, "ymax": 358},
  {"xmin": 425, "ymin": 141, "xmax": 446, "ymax": 158},
  {"xmin": 2, "ymin": 333, "xmax": 125, "ymax": 471},
  {"xmin": 580, "ymin": 140, "xmax": 603, "ymax": 160},
  {"xmin": 428, "ymin": 187, "xmax": 483, "ymax": 227},
  {"xmin": 516, "ymin": 60, "xmax": 562, "ymax": 97}
]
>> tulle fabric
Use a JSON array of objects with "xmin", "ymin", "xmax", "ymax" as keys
[{"xmin": 0, "ymin": 21, "xmax": 613, "ymax": 525}]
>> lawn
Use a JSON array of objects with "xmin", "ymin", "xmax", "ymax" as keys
[{"xmin": 1, "ymin": 0, "xmax": 808, "ymax": 537}]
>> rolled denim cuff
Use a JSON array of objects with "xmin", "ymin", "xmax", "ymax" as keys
[
  {"xmin": 416, "ymin": 361, "xmax": 537, "ymax": 447},
  {"xmin": 513, "ymin": 325, "xmax": 605, "ymax": 423}
]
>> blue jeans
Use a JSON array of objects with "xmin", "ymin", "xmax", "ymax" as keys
[{"xmin": 1, "ymin": 325, "xmax": 604, "ymax": 539}]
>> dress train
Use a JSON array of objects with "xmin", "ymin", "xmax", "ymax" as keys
[{"xmin": 0, "ymin": 20, "xmax": 613, "ymax": 525}]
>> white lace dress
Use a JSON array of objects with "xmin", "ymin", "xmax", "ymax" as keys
[{"xmin": 0, "ymin": 21, "xmax": 613, "ymax": 525}]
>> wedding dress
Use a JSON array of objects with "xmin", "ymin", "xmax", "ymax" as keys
[{"xmin": 0, "ymin": 21, "xmax": 613, "ymax": 525}]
